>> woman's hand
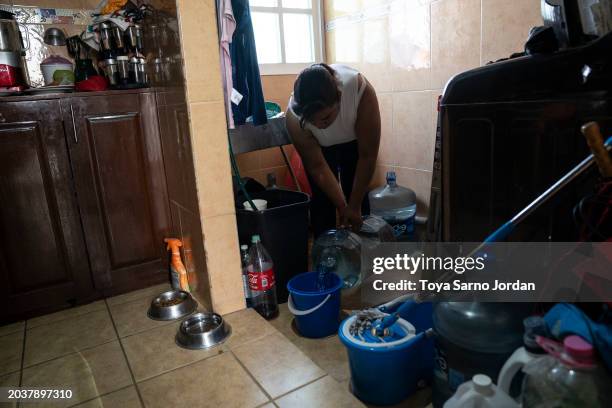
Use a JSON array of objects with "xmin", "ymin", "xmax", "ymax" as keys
[{"xmin": 339, "ymin": 204, "xmax": 363, "ymax": 232}]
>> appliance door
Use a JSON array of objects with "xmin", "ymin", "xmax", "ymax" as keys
[{"xmin": 441, "ymin": 98, "xmax": 612, "ymax": 242}]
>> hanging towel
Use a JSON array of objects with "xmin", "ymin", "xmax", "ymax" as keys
[
  {"xmin": 230, "ymin": 0, "xmax": 267, "ymax": 126},
  {"xmin": 218, "ymin": 0, "xmax": 236, "ymax": 128}
]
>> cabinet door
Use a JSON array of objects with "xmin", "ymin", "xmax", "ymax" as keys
[
  {"xmin": 63, "ymin": 93, "xmax": 171, "ymax": 295},
  {"xmin": 0, "ymin": 101, "xmax": 94, "ymax": 322}
]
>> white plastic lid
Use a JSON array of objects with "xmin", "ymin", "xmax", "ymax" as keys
[{"xmin": 473, "ymin": 374, "xmax": 492, "ymax": 393}]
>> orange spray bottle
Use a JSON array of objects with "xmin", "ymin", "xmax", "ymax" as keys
[{"xmin": 164, "ymin": 238, "xmax": 190, "ymax": 292}]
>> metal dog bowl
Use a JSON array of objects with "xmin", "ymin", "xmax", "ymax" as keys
[
  {"xmin": 175, "ymin": 312, "xmax": 231, "ymax": 349},
  {"xmin": 147, "ymin": 290, "xmax": 197, "ymax": 321}
]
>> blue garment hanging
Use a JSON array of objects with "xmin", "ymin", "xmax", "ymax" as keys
[{"xmin": 230, "ymin": 0, "xmax": 267, "ymax": 126}]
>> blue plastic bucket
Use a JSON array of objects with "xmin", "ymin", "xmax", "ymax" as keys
[
  {"xmin": 287, "ymin": 272, "xmax": 342, "ymax": 338},
  {"xmin": 338, "ymin": 301, "xmax": 434, "ymax": 405}
]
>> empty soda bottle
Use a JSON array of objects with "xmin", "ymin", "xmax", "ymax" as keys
[{"xmin": 247, "ymin": 235, "xmax": 279, "ymax": 319}]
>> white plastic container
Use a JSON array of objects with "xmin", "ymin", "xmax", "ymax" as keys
[
  {"xmin": 243, "ymin": 199, "xmax": 267, "ymax": 211},
  {"xmin": 497, "ymin": 316, "xmax": 548, "ymax": 395},
  {"xmin": 444, "ymin": 374, "xmax": 519, "ymax": 408},
  {"xmin": 40, "ymin": 55, "xmax": 73, "ymax": 85}
]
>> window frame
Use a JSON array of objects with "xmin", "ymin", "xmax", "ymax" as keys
[{"xmin": 250, "ymin": 0, "xmax": 324, "ymax": 75}]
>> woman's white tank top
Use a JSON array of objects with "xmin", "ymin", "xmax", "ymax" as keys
[{"xmin": 290, "ymin": 64, "xmax": 366, "ymax": 147}]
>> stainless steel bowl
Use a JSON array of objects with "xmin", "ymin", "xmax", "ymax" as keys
[
  {"xmin": 147, "ymin": 290, "xmax": 197, "ymax": 321},
  {"xmin": 175, "ymin": 312, "xmax": 231, "ymax": 349},
  {"xmin": 43, "ymin": 27, "xmax": 66, "ymax": 46}
]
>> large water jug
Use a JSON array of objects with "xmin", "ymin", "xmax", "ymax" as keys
[
  {"xmin": 369, "ymin": 171, "xmax": 417, "ymax": 241},
  {"xmin": 311, "ymin": 229, "xmax": 361, "ymax": 290},
  {"xmin": 432, "ymin": 302, "xmax": 533, "ymax": 407}
]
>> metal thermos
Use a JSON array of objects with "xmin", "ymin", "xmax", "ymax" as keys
[
  {"xmin": 111, "ymin": 24, "xmax": 125, "ymax": 53},
  {"xmin": 116, "ymin": 55, "xmax": 129, "ymax": 84},
  {"xmin": 129, "ymin": 56, "xmax": 146, "ymax": 85},
  {"xmin": 103, "ymin": 58, "xmax": 119, "ymax": 85},
  {"xmin": 125, "ymin": 24, "xmax": 143, "ymax": 52},
  {"xmin": 98, "ymin": 21, "xmax": 113, "ymax": 51}
]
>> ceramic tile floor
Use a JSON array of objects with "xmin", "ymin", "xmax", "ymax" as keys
[{"xmin": 0, "ymin": 284, "xmax": 432, "ymax": 408}]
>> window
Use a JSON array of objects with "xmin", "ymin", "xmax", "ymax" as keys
[{"xmin": 250, "ymin": 0, "xmax": 323, "ymax": 74}]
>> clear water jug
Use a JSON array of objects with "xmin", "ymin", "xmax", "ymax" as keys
[
  {"xmin": 311, "ymin": 229, "xmax": 361, "ymax": 290},
  {"xmin": 369, "ymin": 171, "xmax": 417, "ymax": 241},
  {"xmin": 521, "ymin": 335, "xmax": 612, "ymax": 408}
]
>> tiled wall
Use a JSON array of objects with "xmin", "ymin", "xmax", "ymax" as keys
[
  {"xmin": 175, "ymin": 0, "xmax": 244, "ymax": 315},
  {"xmin": 324, "ymin": 0, "xmax": 542, "ymax": 215},
  {"xmin": 235, "ymin": 74, "xmax": 297, "ymax": 188},
  {"xmin": 0, "ymin": 1, "xmax": 97, "ymax": 86}
]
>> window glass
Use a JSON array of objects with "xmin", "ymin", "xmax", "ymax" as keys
[
  {"xmin": 251, "ymin": 12, "xmax": 282, "ymax": 63},
  {"xmin": 281, "ymin": 0, "xmax": 311, "ymax": 8},
  {"xmin": 283, "ymin": 13, "xmax": 314, "ymax": 63},
  {"xmin": 250, "ymin": 0, "xmax": 278, "ymax": 7}
]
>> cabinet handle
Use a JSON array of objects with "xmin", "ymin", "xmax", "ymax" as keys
[
  {"xmin": 70, "ymin": 104, "xmax": 78, "ymax": 143},
  {"xmin": 0, "ymin": 113, "xmax": 5, "ymax": 123}
]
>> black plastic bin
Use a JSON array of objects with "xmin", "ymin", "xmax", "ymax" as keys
[{"xmin": 236, "ymin": 189, "xmax": 310, "ymax": 303}]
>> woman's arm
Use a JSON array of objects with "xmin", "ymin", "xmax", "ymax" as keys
[
  {"xmin": 342, "ymin": 76, "xmax": 381, "ymax": 230},
  {"xmin": 286, "ymin": 110, "xmax": 346, "ymax": 211}
]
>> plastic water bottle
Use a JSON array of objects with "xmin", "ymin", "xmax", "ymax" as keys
[
  {"xmin": 247, "ymin": 235, "xmax": 278, "ymax": 319},
  {"xmin": 316, "ymin": 247, "xmax": 337, "ymax": 291},
  {"xmin": 240, "ymin": 245, "xmax": 252, "ymax": 308},
  {"xmin": 521, "ymin": 335, "xmax": 612, "ymax": 408},
  {"xmin": 369, "ymin": 171, "xmax": 417, "ymax": 241}
]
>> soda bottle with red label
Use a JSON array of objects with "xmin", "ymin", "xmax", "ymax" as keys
[{"xmin": 247, "ymin": 235, "xmax": 278, "ymax": 319}]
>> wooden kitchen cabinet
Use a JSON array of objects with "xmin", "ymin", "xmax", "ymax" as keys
[
  {"xmin": 0, "ymin": 90, "xmax": 175, "ymax": 322},
  {"xmin": 62, "ymin": 92, "xmax": 171, "ymax": 296},
  {"xmin": 0, "ymin": 100, "xmax": 95, "ymax": 322}
]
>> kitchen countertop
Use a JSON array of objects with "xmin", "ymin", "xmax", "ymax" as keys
[{"xmin": 0, "ymin": 86, "xmax": 185, "ymax": 103}]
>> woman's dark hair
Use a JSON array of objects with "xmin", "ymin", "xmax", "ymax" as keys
[{"xmin": 291, "ymin": 63, "xmax": 341, "ymax": 128}]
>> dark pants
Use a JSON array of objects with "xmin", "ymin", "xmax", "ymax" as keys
[{"xmin": 307, "ymin": 140, "xmax": 370, "ymax": 238}]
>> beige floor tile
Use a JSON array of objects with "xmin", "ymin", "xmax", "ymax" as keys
[
  {"xmin": 138, "ymin": 353, "xmax": 268, "ymax": 408},
  {"xmin": 292, "ymin": 335, "xmax": 350, "ymax": 382},
  {"xmin": 267, "ymin": 303, "xmax": 299, "ymax": 341},
  {"xmin": 72, "ymin": 386, "xmax": 142, "ymax": 408},
  {"xmin": 0, "ymin": 371, "xmax": 21, "ymax": 408},
  {"xmin": 24, "ymin": 309, "xmax": 116, "ymax": 367},
  {"xmin": 27, "ymin": 301, "xmax": 106, "ymax": 329},
  {"xmin": 122, "ymin": 322, "xmax": 221, "ymax": 382},
  {"xmin": 106, "ymin": 283, "xmax": 171, "ymax": 307},
  {"xmin": 232, "ymin": 332, "xmax": 325, "ymax": 398},
  {"xmin": 0, "ymin": 331, "xmax": 23, "ymax": 376},
  {"xmin": 108, "ymin": 296, "xmax": 174, "ymax": 338},
  {"xmin": 257, "ymin": 404, "xmax": 276, "ymax": 408},
  {"xmin": 21, "ymin": 341, "xmax": 133, "ymax": 408},
  {"xmin": 223, "ymin": 308, "xmax": 278, "ymax": 349},
  {"xmin": 0, "ymin": 321, "xmax": 24, "ymax": 337},
  {"xmin": 276, "ymin": 376, "xmax": 365, "ymax": 408}
]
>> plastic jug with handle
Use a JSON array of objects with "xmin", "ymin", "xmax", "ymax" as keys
[
  {"xmin": 443, "ymin": 374, "xmax": 519, "ymax": 408},
  {"xmin": 497, "ymin": 316, "xmax": 549, "ymax": 395}
]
